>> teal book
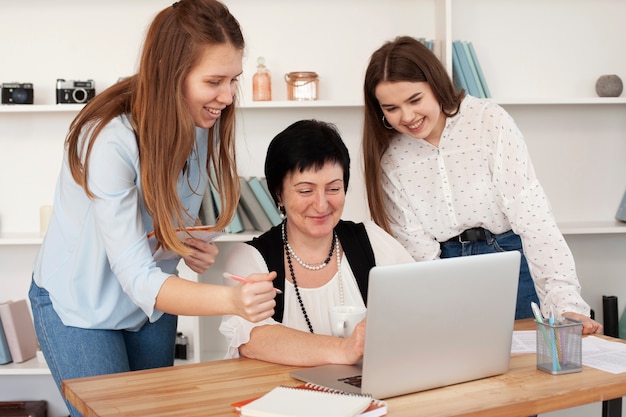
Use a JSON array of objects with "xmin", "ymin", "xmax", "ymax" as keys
[
  {"xmin": 466, "ymin": 41, "xmax": 491, "ymax": 98},
  {"xmin": 452, "ymin": 40, "xmax": 481, "ymax": 97},
  {"xmin": 0, "ymin": 315, "xmax": 12, "ymax": 364},
  {"xmin": 248, "ymin": 177, "xmax": 282, "ymax": 227},
  {"xmin": 461, "ymin": 41, "xmax": 485, "ymax": 98},
  {"xmin": 209, "ymin": 185, "xmax": 243, "ymax": 234},
  {"xmin": 451, "ymin": 43, "xmax": 468, "ymax": 94}
]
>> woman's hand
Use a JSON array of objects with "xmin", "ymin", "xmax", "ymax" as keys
[
  {"xmin": 181, "ymin": 238, "xmax": 219, "ymax": 274},
  {"xmin": 338, "ymin": 319, "xmax": 367, "ymax": 364},
  {"xmin": 562, "ymin": 312, "xmax": 603, "ymax": 335},
  {"xmin": 231, "ymin": 272, "xmax": 278, "ymax": 322}
]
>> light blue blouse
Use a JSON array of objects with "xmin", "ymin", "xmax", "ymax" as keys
[{"xmin": 33, "ymin": 114, "xmax": 209, "ymax": 331}]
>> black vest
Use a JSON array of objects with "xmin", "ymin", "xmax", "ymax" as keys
[{"xmin": 247, "ymin": 220, "xmax": 376, "ymax": 322}]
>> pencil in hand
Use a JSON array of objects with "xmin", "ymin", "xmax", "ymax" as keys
[{"xmin": 223, "ymin": 272, "xmax": 282, "ymax": 294}]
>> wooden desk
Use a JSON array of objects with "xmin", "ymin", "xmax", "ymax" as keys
[{"xmin": 63, "ymin": 320, "xmax": 626, "ymax": 417}]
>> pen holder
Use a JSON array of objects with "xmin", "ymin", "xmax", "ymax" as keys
[{"xmin": 536, "ymin": 318, "xmax": 582, "ymax": 375}]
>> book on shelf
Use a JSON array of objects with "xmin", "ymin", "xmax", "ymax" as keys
[
  {"xmin": 237, "ymin": 205, "xmax": 257, "ymax": 233},
  {"xmin": 247, "ymin": 176, "xmax": 282, "ymax": 227},
  {"xmin": 232, "ymin": 383, "xmax": 386, "ymax": 417},
  {"xmin": 199, "ymin": 186, "xmax": 218, "ymax": 226},
  {"xmin": 452, "ymin": 40, "xmax": 482, "ymax": 98},
  {"xmin": 208, "ymin": 165, "xmax": 244, "ymax": 234},
  {"xmin": 451, "ymin": 42, "xmax": 469, "ymax": 94},
  {"xmin": 0, "ymin": 314, "xmax": 12, "ymax": 364},
  {"xmin": 147, "ymin": 226, "xmax": 223, "ymax": 261},
  {"xmin": 466, "ymin": 41, "xmax": 491, "ymax": 98},
  {"xmin": 0, "ymin": 299, "xmax": 38, "ymax": 363},
  {"xmin": 461, "ymin": 41, "xmax": 486, "ymax": 98},
  {"xmin": 452, "ymin": 40, "xmax": 491, "ymax": 99},
  {"xmin": 239, "ymin": 177, "xmax": 274, "ymax": 232},
  {"xmin": 416, "ymin": 37, "xmax": 441, "ymax": 62}
]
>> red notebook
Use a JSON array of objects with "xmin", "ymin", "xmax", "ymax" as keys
[{"xmin": 231, "ymin": 383, "xmax": 387, "ymax": 417}]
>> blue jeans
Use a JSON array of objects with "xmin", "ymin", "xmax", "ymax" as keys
[
  {"xmin": 29, "ymin": 280, "xmax": 178, "ymax": 417},
  {"xmin": 440, "ymin": 230, "xmax": 539, "ymax": 320}
]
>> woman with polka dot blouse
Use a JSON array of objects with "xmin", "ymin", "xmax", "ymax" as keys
[{"xmin": 362, "ymin": 36, "xmax": 601, "ymax": 334}]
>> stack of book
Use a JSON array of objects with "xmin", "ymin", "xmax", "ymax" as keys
[
  {"xmin": 451, "ymin": 40, "xmax": 491, "ymax": 98},
  {"xmin": 0, "ymin": 299, "xmax": 39, "ymax": 365},
  {"xmin": 200, "ymin": 176, "xmax": 282, "ymax": 234}
]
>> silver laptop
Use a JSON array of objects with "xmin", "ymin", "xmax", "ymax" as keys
[{"xmin": 290, "ymin": 251, "xmax": 520, "ymax": 399}]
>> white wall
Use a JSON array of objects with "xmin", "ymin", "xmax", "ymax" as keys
[{"xmin": 1, "ymin": 1, "xmax": 626, "ymax": 416}]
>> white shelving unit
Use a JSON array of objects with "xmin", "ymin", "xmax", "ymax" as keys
[{"xmin": 1, "ymin": 1, "xmax": 625, "ymax": 416}]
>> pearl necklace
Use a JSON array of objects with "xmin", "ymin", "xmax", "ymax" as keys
[
  {"xmin": 282, "ymin": 221, "xmax": 344, "ymax": 333},
  {"xmin": 282, "ymin": 221, "xmax": 335, "ymax": 270}
]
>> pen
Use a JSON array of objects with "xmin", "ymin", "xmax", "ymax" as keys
[
  {"xmin": 531, "ymin": 302, "xmax": 561, "ymax": 372},
  {"xmin": 530, "ymin": 302, "xmax": 544, "ymax": 324},
  {"xmin": 223, "ymin": 272, "xmax": 282, "ymax": 294},
  {"xmin": 551, "ymin": 306, "xmax": 563, "ymax": 363},
  {"xmin": 548, "ymin": 308, "xmax": 561, "ymax": 371}
]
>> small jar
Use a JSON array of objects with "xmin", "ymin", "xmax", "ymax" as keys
[
  {"xmin": 252, "ymin": 56, "xmax": 271, "ymax": 101},
  {"xmin": 285, "ymin": 71, "xmax": 318, "ymax": 101}
]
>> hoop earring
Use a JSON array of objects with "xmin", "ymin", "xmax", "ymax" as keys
[{"xmin": 382, "ymin": 115, "xmax": 394, "ymax": 130}]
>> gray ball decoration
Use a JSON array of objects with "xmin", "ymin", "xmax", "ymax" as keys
[{"xmin": 595, "ymin": 74, "xmax": 623, "ymax": 97}]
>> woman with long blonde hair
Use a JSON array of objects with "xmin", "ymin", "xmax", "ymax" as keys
[{"xmin": 29, "ymin": 2, "xmax": 276, "ymax": 415}]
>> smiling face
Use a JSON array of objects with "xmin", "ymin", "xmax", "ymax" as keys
[
  {"xmin": 279, "ymin": 162, "xmax": 345, "ymax": 240},
  {"xmin": 183, "ymin": 43, "xmax": 243, "ymax": 129},
  {"xmin": 375, "ymin": 80, "xmax": 446, "ymax": 146}
]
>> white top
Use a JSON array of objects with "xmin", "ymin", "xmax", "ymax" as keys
[
  {"xmin": 219, "ymin": 221, "xmax": 414, "ymax": 358},
  {"xmin": 380, "ymin": 95, "xmax": 589, "ymax": 316},
  {"xmin": 33, "ymin": 114, "xmax": 209, "ymax": 331}
]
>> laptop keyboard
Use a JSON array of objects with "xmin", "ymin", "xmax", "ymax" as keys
[{"xmin": 338, "ymin": 375, "xmax": 362, "ymax": 388}]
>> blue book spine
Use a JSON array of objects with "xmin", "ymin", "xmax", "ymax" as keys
[
  {"xmin": 451, "ymin": 43, "xmax": 468, "ymax": 93},
  {"xmin": 467, "ymin": 41, "xmax": 491, "ymax": 98},
  {"xmin": 461, "ymin": 41, "xmax": 485, "ymax": 98},
  {"xmin": 452, "ymin": 41, "xmax": 481, "ymax": 97},
  {"xmin": 0, "ymin": 316, "xmax": 13, "ymax": 364}
]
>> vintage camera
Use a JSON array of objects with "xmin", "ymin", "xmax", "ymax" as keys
[
  {"xmin": 1, "ymin": 82, "xmax": 34, "ymax": 104},
  {"xmin": 56, "ymin": 79, "xmax": 96, "ymax": 104}
]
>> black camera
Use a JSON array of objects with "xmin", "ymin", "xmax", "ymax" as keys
[
  {"xmin": 1, "ymin": 82, "xmax": 34, "ymax": 104},
  {"xmin": 56, "ymin": 79, "xmax": 96, "ymax": 104}
]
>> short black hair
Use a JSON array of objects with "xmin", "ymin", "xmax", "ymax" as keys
[{"xmin": 264, "ymin": 119, "xmax": 350, "ymax": 206}]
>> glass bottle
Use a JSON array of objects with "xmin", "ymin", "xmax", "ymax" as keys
[{"xmin": 252, "ymin": 56, "xmax": 271, "ymax": 101}]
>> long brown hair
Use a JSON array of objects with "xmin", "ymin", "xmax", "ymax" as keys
[
  {"xmin": 362, "ymin": 36, "xmax": 465, "ymax": 233},
  {"xmin": 65, "ymin": 0, "xmax": 243, "ymax": 255}
]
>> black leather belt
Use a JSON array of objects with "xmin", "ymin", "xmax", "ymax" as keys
[{"xmin": 445, "ymin": 227, "xmax": 488, "ymax": 243}]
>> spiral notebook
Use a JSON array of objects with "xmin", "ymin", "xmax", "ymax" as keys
[{"xmin": 234, "ymin": 383, "xmax": 385, "ymax": 417}]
